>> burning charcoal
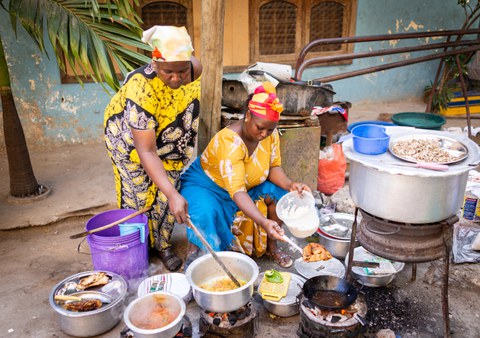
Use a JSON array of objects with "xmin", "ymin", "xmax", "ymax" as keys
[
  {"xmin": 331, "ymin": 315, "xmax": 342, "ymax": 323},
  {"xmin": 212, "ymin": 317, "xmax": 221, "ymax": 326},
  {"xmin": 237, "ymin": 309, "xmax": 247, "ymax": 320},
  {"xmin": 228, "ymin": 313, "xmax": 238, "ymax": 326}
]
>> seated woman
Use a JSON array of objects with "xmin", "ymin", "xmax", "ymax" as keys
[{"xmin": 180, "ymin": 81, "xmax": 311, "ymax": 269}]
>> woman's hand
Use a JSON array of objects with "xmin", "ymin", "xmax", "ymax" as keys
[
  {"xmin": 168, "ymin": 191, "xmax": 189, "ymax": 224},
  {"xmin": 264, "ymin": 219, "xmax": 286, "ymax": 241},
  {"xmin": 289, "ymin": 182, "xmax": 312, "ymax": 194}
]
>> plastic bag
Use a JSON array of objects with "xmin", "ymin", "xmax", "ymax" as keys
[
  {"xmin": 317, "ymin": 144, "xmax": 347, "ymax": 195},
  {"xmin": 452, "ymin": 222, "xmax": 480, "ymax": 263},
  {"xmin": 467, "ymin": 51, "xmax": 480, "ymax": 81},
  {"xmin": 238, "ymin": 68, "xmax": 279, "ymax": 95}
]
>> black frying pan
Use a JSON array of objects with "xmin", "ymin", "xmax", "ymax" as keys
[{"xmin": 302, "ymin": 275, "xmax": 358, "ymax": 310}]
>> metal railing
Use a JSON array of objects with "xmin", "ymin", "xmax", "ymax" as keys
[{"xmin": 294, "ymin": 29, "xmax": 480, "ymax": 136}]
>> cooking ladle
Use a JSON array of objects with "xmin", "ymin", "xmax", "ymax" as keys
[
  {"xmin": 282, "ymin": 234, "xmax": 304, "ymax": 254},
  {"xmin": 186, "ymin": 216, "xmax": 241, "ymax": 288}
]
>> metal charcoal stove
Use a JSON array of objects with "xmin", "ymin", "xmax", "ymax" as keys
[
  {"xmin": 356, "ymin": 208, "xmax": 458, "ymax": 262},
  {"xmin": 199, "ymin": 301, "xmax": 257, "ymax": 338},
  {"xmin": 297, "ymin": 294, "xmax": 367, "ymax": 338},
  {"xmin": 345, "ymin": 207, "xmax": 459, "ymax": 338}
]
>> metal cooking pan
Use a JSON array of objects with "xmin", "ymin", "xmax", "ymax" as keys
[{"xmin": 302, "ymin": 275, "xmax": 358, "ymax": 310}]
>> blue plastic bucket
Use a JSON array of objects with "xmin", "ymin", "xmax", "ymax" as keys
[
  {"xmin": 351, "ymin": 124, "xmax": 390, "ymax": 155},
  {"xmin": 85, "ymin": 209, "xmax": 149, "ymax": 287}
]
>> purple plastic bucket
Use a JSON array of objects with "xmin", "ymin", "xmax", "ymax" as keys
[
  {"xmin": 86, "ymin": 209, "xmax": 148, "ymax": 241},
  {"xmin": 85, "ymin": 209, "xmax": 149, "ymax": 287}
]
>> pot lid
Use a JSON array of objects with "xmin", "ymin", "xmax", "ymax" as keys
[
  {"xmin": 259, "ymin": 272, "xmax": 306, "ymax": 305},
  {"xmin": 342, "ymin": 126, "xmax": 480, "ymax": 177},
  {"xmin": 318, "ymin": 213, "xmax": 361, "ymax": 240},
  {"xmin": 137, "ymin": 273, "xmax": 192, "ymax": 303},
  {"xmin": 294, "ymin": 257, "xmax": 345, "ymax": 280}
]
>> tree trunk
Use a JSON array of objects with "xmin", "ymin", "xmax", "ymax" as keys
[
  {"xmin": 1, "ymin": 86, "xmax": 40, "ymax": 197},
  {"xmin": 198, "ymin": 0, "xmax": 225, "ymax": 153}
]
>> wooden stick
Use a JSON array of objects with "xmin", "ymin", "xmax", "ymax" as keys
[
  {"xmin": 351, "ymin": 260, "xmax": 380, "ymax": 268},
  {"xmin": 69, "ymin": 206, "xmax": 152, "ymax": 239},
  {"xmin": 186, "ymin": 216, "xmax": 241, "ymax": 288}
]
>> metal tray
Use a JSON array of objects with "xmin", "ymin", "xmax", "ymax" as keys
[{"xmin": 389, "ymin": 134, "xmax": 468, "ymax": 164}]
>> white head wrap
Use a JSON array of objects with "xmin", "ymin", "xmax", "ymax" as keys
[{"xmin": 141, "ymin": 26, "xmax": 193, "ymax": 62}]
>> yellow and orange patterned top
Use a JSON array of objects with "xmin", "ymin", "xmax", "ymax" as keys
[
  {"xmin": 104, "ymin": 63, "xmax": 200, "ymax": 211},
  {"xmin": 200, "ymin": 127, "xmax": 282, "ymax": 199}
]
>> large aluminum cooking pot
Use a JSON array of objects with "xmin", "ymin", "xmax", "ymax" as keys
[
  {"xmin": 343, "ymin": 128, "xmax": 479, "ymax": 223},
  {"xmin": 185, "ymin": 251, "xmax": 259, "ymax": 312},
  {"xmin": 49, "ymin": 271, "xmax": 127, "ymax": 337}
]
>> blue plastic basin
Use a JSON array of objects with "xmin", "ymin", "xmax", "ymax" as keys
[
  {"xmin": 351, "ymin": 124, "xmax": 390, "ymax": 155},
  {"xmin": 347, "ymin": 120, "xmax": 396, "ymax": 133}
]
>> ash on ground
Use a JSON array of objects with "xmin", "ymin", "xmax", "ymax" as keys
[{"xmin": 361, "ymin": 286, "xmax": 439, "ymax": 338}]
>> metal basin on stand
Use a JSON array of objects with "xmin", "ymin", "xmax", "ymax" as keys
[{"xmin": 342, "ymin": 127, "xmax": 479, "ymax": 224}]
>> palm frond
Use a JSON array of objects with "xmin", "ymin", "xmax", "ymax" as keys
[{"xmin": 6, "ymin": 0, "xmax": 150, "ymax": 91}]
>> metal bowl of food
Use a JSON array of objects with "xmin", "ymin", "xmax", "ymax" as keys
[
  {"xmin": 123, "ymin": 291, "xmax": 186, "ymax": 338},
  {"xmin": 185, "ymin": 251, "xmax": 259, "ymax": 313},
  {"xmin": 260, "ymin": 273, "xmax": 305, "ymax": 317},
  {"xmin": 49, "ymin": 271, "xmax": 127, "ymax": 337},
  {"xmin": 345, "ymin": 247, "xmax": 405, "ymax": 287}
]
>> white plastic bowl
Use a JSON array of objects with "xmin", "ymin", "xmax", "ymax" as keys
[
  {"xmin": 123, "ymin": 291, "xmax": 186, "ymax": 338},
  {"xmin": 276, "ymin": 191, "xmax": 319, "ymax": 238}
]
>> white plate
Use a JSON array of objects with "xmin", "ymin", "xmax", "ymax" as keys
[
  {"xmin": 294, "ymin": 257, "xmax": 345, "ymax": 280},
  {"xmin": 137, "ymin": 273, "xmax": 192, "ymax": 303}
]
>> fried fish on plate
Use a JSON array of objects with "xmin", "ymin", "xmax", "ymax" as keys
[
  {"xmin": 76, "ymin": 272, "xmax": 109, "ymax": 290},
  {"xmin": 62, "ymin": 299, "xmax": 102, "ymax": 312},
  {"xmin": 302, "ymin": 243, "xmax": 332, "ymax": 262}
]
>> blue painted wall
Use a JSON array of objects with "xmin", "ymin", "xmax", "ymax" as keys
[
  {"xmin": 0, "ymin": 0, "xmax": 469, "ymax": 150},
  {"xmin": 300, "ymin": 0, "xmax": 467, "ymax": 104}
]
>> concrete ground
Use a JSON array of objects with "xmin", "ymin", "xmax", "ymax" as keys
[{"xmin": 1, "ymin": 99, "xmax": 480, "ymax": 338}]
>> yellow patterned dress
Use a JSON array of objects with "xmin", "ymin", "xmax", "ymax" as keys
[
  {"xmin": 104, "ymin": 63, "xmax": 201, "ymax": 251},
  {"xmin": 180, "ymin": 127, "xmax": 287, "ymax": 256}
]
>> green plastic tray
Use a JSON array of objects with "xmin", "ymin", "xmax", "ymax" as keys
[{"xmin": 391, "ymin": 112, "xmax": 446, "ymax": 130}]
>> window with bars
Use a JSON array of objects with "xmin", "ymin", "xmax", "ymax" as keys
[
  {"xmin": 250, "ymin": 0, "xmax": 357, "ymax": 65},
  {"xmin": 141, "ymin": 1, "xmax": 190, "ymax": 30},
  {"xmin": 140, "ymin": 1, "xmax": 194, "ymax": 59}
]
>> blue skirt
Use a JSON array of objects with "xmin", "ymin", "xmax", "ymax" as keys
[{"xmin": 180, "ymin": 157, "xmax": 287, "ymax": 251}]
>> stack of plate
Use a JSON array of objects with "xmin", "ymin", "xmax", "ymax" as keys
[{"xmin": 137, "ymin": 273, "xmax": 192, "ymax": 303}]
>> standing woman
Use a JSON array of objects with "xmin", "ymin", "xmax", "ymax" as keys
[
  {"xmin": 180, "ymin": 82, "xmax": 311, "ymax": 269},
  {"xmin": 104, "ymin": 26, "xmax": 202, "ymax": 271}
]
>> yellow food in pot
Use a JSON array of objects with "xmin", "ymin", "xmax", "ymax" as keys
[{"xmin": 199, "ymin": 277, "xmax": 246, "ymax": 292}]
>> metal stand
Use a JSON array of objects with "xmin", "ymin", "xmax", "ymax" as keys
[{"xmin": 345, "ymin": 207, "xmax": 453, "ymax": 338}]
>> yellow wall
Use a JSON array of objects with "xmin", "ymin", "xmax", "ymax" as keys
[
  {"xmin": 192, "ymin": 0, "xmax": 250, "ymax": 67},
  {"xmin": 223, "ymin": 0, "xmax": 250, "ymax": 66}
]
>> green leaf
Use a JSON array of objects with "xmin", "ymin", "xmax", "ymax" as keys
[
  {"xmin": 265, "ymin": 269, "xmax": 284, "ymax": 283},
  {"xmin": 6, "ymin": 0, "xmax": 149, "ymax": 92}
]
